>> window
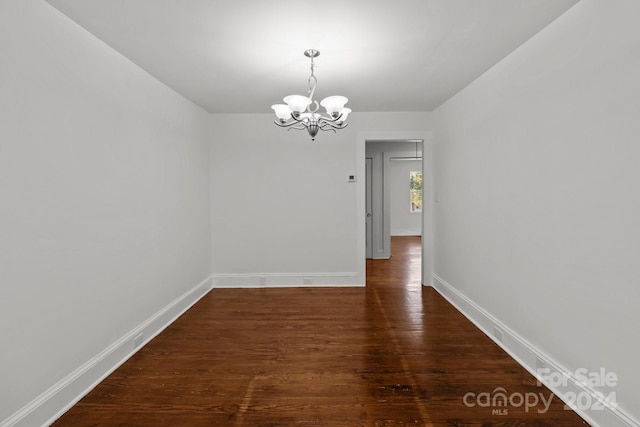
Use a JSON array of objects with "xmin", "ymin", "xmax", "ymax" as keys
[{"xmin": 410, "ymin": 171, "xmax": 422, "ymax": 213}]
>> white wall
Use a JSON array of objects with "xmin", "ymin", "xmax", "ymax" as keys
[
  {"xmin": 209, "ymin": 112, "xmax": 430, "ymax": 286},
  {"xmin": 432, "ymin": 0, "xmax": 640, "ymax": 424},
  {"xmin": 389, "ymin": 159, "xmax": 422, "ymax": 236},
  {"xmin": 0, "ymin": 0, "xmax": 211, "ymax": 424}
]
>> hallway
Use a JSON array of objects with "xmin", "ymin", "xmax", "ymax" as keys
[{"xmin": 53, "ymin": 237, "xmax": 587, "ymax": 426}]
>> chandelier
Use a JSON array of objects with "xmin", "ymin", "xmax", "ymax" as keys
[{"xmin": 271, "ymin": 49, "xmax": 351, "ymax": 141}]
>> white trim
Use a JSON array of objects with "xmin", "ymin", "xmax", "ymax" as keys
[
  {"xmin": 431, "ymin": 274, "xmax": 639, "ymax": 427},
  {"xmin": 211, "ymin": 272, "xmax": 361, "ymax": 288},
  {"xmin": 1, "ymin": 276, "xmax": 213, "ymax": 427}
]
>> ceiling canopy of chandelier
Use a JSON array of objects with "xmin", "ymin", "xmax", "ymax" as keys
[{"xmin": 271, "ymin": 49, "xmax": 350, "ymax": 141}]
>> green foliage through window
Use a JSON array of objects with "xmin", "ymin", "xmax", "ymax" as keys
[{"xmin": 410, "ymin": 171, "xmax": 422, "ymax": 212}]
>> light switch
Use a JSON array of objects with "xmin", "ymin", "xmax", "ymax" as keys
[{"xmin": 347, "ymin": 174, "xmax": 356, "ymax": 182}]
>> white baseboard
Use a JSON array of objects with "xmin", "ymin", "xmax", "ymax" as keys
[
  {"xmin": 431, "ymin": 274, "xmax": 639, "ymax": 427},
  {"xmin": 211, "ymin": 272, "xmax": 361, "ymax": 288},
  {"xmin": 1, "ymin": 276, "xmax": 213, "ymax": 427},
  {"xmin": 391, "ymin": 230, "xmax": 422, "ymax": 236}
]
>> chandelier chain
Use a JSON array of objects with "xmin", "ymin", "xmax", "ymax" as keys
[
  {"xmin": 307, "ymin": 54, "xmax": 317, "ymax": 100},
  {"xmin": 307, "ymin": 55, "xmax": 319, "ymax": 113}
]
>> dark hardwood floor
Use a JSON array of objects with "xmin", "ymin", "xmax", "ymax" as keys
[{"xmin": 53, "ymin": 236, "xmax": 588, "ymax": 426}]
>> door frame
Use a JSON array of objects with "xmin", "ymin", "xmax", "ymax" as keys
[
  {"xmin": 357, "ymin": 131, "xmax": 434, "ymax": 286},
  {"xmin": 365, "ymin": 157, "xmax": 373, "ymax": 259}
]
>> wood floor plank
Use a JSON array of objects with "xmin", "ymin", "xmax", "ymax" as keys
[{"xmin": 52, "ymin": 236, "xmax": 589, "ymax": 426}]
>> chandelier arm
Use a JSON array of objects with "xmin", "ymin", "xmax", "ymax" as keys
[
  {"xmin": 273, "ymin": 120, "xmax": 308, "ymax": 130},
  {"xmin": 274, "ymin": 110, "xmax": 312, "ymax": 126},
  {"xmin": 318, "ymin": 113, "xmax": 343, "ymax": 123},
  {"xmin": 288, "ymin": 123, "xmax": 309, "ymax": 131},
  {"xmin": 318, "ymin": 124, "xmax": 342, "ymax": 133},
  {"xmin": 289, "ymin": 113, "xmax": 311, "ymax": 125},
  {"xmin": 317, "ymin": 126, "xmax": 337, "ymax": 134},
  {"xmin": 317, "ymin": 117, "xmax": 348, "ymax": 130}
]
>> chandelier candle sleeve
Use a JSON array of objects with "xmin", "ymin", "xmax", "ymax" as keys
[{"xmin": 271, "ymin": 49, "xmax": 350, "ymax": 141}]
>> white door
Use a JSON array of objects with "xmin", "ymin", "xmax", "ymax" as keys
[{"xmin": 365, "ymin": 157, "xmax": 373, "ymax": 259}]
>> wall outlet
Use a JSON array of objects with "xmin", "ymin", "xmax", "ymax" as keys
[
  {"xmin": 259, "ymin": 277, "xmax": 267, "ymax": 287},
  {"xmin": 303, "ymin": 277, "xmax": 313, "ymax": 285},
  {"xmin": 347, "ymin": 174, "xmax": 356, "ymax": 182}
]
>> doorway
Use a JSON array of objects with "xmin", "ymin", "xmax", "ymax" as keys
[
  {"xmin": 365, "ymin": 140, "xmax": 423, "ymax": 260},
  {"xmin": 357, "ymin": 132, "xmax": 433, "ymax": 287}
]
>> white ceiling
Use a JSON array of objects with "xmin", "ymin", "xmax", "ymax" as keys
[{"xmin": 45, "ymin": 0, "xmax": 579, "ymax": 114}]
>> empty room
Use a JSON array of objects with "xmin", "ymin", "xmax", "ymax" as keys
[{"xmin": 1, "ymin": 1, "xmax": 638, "ymax": 426}]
